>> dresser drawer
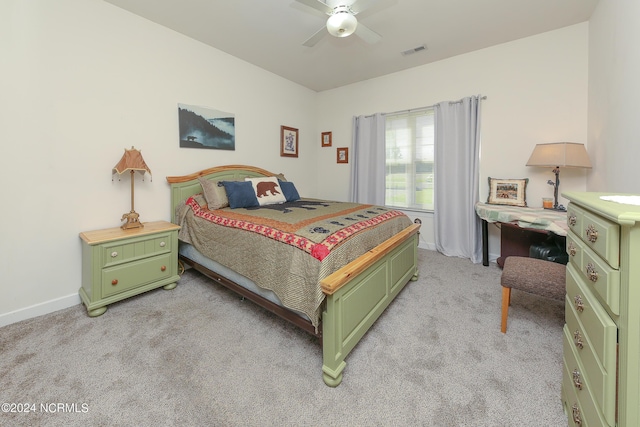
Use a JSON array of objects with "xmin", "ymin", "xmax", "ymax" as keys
[
  {"xmin": 102, "ymin": 253, "xmax": 173, "ymax": 298},
  {"xmin": 101, "ymin": 232, "xmax": 173, "ymax": 267},
  {"xmin": 567, "ymin": 203, "xmax": 585, "ymax": 237},
  {"xmin": 566, "ymin": 264, "xmax": 618, "ymax": 372},
  {"xmin": 581, "ymin": 211, "xmax": 619, "ymax": 269},
  {"xmin": 580, "ymin": 243, "xmax": 620, "ymax": 316},
  {"xmin": 562, "ymin": 326, "xmax": 611, "ymax": 427},
  {"xmin": 566, "ymin": 231, "xmax": 583, "ymax": 269}
]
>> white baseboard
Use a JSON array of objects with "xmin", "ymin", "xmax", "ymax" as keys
[
  {"xmin": 418, "ymin": 241, "xmax": 436, "ymax": 251},
  {"xmin": 0, "ymin": 294, "xmax": 81, "ymax": 328}
]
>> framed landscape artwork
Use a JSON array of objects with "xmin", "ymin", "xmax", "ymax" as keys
[{"xmin": 178, "ymin": 103, "xmax": 235, "ymax": 150}]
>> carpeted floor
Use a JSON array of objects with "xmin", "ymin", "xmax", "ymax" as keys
[{"xmin": 0, "ymin": 249, "xmax": 566, "ymax": 426}]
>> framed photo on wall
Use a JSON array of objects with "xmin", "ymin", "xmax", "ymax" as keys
[
  {"xmin": 337, "ymin": 147, "xmax": 349, "ymax": 164},
  {"xmin": 321, "ymin": 131, "xmax": 332, "ymax": 147},
  {"xmin": 280, "ymin": 126, "xmax": 299, "ymax": 158}
]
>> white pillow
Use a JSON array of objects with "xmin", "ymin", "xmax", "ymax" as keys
[{"xmin": 245, "ymin": 176, "xmax": 287, "ymax": 206}]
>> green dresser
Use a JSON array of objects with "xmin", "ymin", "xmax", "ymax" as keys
[
  {"xmin": 562, "ymin": 192, "xmax": 640, "ymax": 426},
  {"xmin": 79, "ymin": 221, "xmax": 181, "ymax": 317}
]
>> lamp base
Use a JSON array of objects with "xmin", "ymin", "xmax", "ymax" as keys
[
  {"xmin": 543, "ymin": 206, "xmax": 566, "ymax": 212},
  {"xmin": 120, "ymin": 211, "xmax": 143, "ymax": 230}
]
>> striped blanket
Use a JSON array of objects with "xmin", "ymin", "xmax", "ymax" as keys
[{"xmin": 176, "ymin": 196, "xmax": 412, "ymax": 327}]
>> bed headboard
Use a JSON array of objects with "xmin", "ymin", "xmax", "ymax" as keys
[{"xmin": 165, "ymin": 164, "xmax": 279, "ymax": 223}]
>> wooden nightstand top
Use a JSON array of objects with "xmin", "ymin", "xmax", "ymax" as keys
[{"xmin": 80, "ymin": 220, "xmax": 180, "ymax": 245}]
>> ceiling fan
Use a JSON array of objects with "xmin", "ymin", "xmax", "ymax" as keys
[{"xmin": 296, "ymin": 0, "xmax": 383, "ymax": 47}]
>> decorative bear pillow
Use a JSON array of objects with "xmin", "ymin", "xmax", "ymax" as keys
[{"xmin": 245, "ymin": 176, "xmax": 287, "ymax": 206}]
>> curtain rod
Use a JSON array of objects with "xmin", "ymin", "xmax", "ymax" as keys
[{"xmin": 365, "ymin": 95, "xmax": 487, "ymax": 118}]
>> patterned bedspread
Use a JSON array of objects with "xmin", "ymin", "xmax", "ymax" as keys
[{"xmin": 176, "ymin": 196, "xmax": 412, "ymax": 327}]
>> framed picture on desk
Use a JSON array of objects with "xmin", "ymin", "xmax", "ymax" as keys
[{"xmin": 487, "ymin": 177, "xmax": 528, "ymax": 207}]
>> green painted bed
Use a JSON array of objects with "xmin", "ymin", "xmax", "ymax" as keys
[{"xmin": 167, "ymin": 165, "xmax": 420, "ymax": 386}]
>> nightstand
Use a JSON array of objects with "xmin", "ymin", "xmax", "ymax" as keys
[{"xmin": 79, "ymin": 220, "xmax": 181, "ymax": 317}]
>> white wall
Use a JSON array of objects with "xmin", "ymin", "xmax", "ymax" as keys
[
  {"xmin": 587, "ymin": 2, "xmax": 640, "ymax": 192},
  {"xmin": 0, "ymin": 0, "xmax": 318, "ymax": 325},
  {"xmin": 316, "ymin": 24, "xmax": 589, "ymax": 255},
  {"xmin": 0, "ymin": 0, "xmax": 593, "ymax": 326}
]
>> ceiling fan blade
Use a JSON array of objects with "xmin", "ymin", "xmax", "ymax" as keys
[
  {"xmin": 350, "ymin": 0, "xmax": 382, "ymax": 15},
  {"xmin": 296, "ymin": 0, "xmax": 333, "ymax": 15},
  {"xmin": 303, "ymin": 26, "xmax": 328, "ymax": 47},
  {"xmin": 355, "ymin": 22, "xmax": 382, "ymax": 44}
]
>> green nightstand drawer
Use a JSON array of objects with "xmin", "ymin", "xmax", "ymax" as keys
[
  {"xmin": 102, "ymin": 253, "xmax": 173, "ymax": 298},
  {"xmin": 101, "ymin": 232, "xmax": 172, "ymax": 267}
]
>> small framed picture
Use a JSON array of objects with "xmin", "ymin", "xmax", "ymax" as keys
[
  {"xmin": 280, "ymin": 126, "xmax": 299, "ymax": 158},
  {"xmin": 487, "ymin": 177, "xmax": 528, "ymax": 207},
  {"xmin": 337, "ymin": 147, "xmax": 349, "ymax": 164},
  {"xmin": 321, "ymin": 131, "xmax": 332, "ymax": 147}
]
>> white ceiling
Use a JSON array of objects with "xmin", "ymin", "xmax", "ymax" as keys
[{"xmin": 103, "ymin": 0, "xmax": 599, "ymax": 92}]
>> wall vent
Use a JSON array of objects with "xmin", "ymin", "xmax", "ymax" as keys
[{"xmin": 401, "ymin": 45, "xmax": 427, "ymax": 56}]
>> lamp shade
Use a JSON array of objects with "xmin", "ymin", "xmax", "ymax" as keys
[
  {"xmin": 327, "ymin": 9, "xmax": 357, "ymax": 38},
  {"xmin": 112, "ymin": 146, "xmax": 152, "ymax": 178},
  {"xmin": 526, "ymin": 142, "xmax": 592, "ymax": 168}
]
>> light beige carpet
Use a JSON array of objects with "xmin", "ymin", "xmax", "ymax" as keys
[{"xmin": 0, "ymin": 249, "xmax": 566, "ymax": 426}]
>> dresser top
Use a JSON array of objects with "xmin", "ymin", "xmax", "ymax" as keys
[{"xmin": 563, "ymin": 192, "xmax": 640, "ymax": 226}]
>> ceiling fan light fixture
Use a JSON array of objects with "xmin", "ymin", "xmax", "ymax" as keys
[{"xmin": 326, "ymin": 8, "xmax": 358, "ymax": 38}]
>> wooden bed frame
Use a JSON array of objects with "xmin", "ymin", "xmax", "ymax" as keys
[{"xmin": 166, "ymin": 165, "xmax": 420, "ymax": 386}]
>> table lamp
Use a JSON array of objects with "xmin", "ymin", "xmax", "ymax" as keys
[
  {"xmin": 526, "ymin": 142, "xmax": 591, "ymax": 211},
  {"xmin": 112, "ymin": 146, "xmax": 152, "ymax": 229}
]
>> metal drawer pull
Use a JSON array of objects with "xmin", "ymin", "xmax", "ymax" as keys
[
  {"xmin": 572, "ymin": 369, "xmax": 583, "ymax": 390},
  {"xmin": 574, "ymin": 295, "xmax": 584, "ymax": 312},
  {"xmin": 568, "ymin": 214, "xmax": 577, "ymax": 227},
  {"xmin": 572, "ymin": 404, "xmax": 582, "ymax": 426},
  {"xmin": 586, "ymin": 263, "xmax": 599, "ymax": 282},
  {"xmin": 161, "ymin": 265, "xmax": 166, "ymax": 272},
  {"xmin": 111, "ymin": 251, "xmax": 118, "ymax": 258},
  {"xmin": 568, "ymin": 242, "xmax": 577, "ymax": 257},
  {"xmin": 573, "ymin": 330, "xmax": 584, "ymax": 349},
  {"xmin": 586, "ymin": 224, "xmax": 598, "ymax": 243},
  {"xmin": 160, "ymin": 241, "xmax": 166, "ymax": 247},
  {"xmin": 112, "ymin": 279, "xmax": 118, "ymax": 285}
]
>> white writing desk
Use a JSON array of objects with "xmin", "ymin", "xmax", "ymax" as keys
[{"xmin": 475, "ymin": 203, "xmax": 568, "ymax": 266}]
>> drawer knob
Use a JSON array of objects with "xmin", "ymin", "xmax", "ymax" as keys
[
  {"xmin": 572, "ymin": 403, "xmax": 582, "ymax": 426},
  {"xmin": 568, "ymin": 214, "xmax": 577, "ymax": 227},
  {"xmin": 574, "ymin": 294, "xmax": 584, "ymax": 312},
  {"xmin": 572, "ymin": 369, "xmax": 583, "ymax": 390},
  {"xmin": 567, "ymin": 242, "xmax": 577, "ymax": 257},
  {"xmin": 111, "ymin": 251, "xmax": 118, "ymax": 258},
  {"xmin": 160, "ymin": 241, "xmax": 166, "ymax": 247},
  {"xmin": 573, "ymin": 330, "xmax": 584, "ymax": 349},
  {"xmin": 586, "ymin": 263, "xmax": 599, "ymax": 282},
  {"xmin": 586, "ymin": 224, "xmax": 598, "ymax": 243},
  {"xmin": 112, "ymin": 279, "xmax": 118, "ymax": 285},
  {"xmin": 161, "ymin": 265, "xmax": 166, "ymax": 272}
]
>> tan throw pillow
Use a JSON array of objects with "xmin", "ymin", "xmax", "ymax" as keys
[
  {"xmin": 245, "ymin": 176, "xmax": 286, "ymax": 206},
  {"xmin": 198, "ymin": 177, "xmax": 229, "ymax": 210}
]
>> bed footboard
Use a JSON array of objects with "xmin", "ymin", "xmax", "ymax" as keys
[{"xmin": 320, "ymin": 224, "xmax": 420, "ymax": 386}]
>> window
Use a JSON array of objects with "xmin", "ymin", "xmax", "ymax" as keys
[{"xmin": 385, "ymin": 108, "xmax": 435, "ymax": 211}]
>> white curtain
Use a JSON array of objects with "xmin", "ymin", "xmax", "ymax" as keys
[
  {"xmin": 434, "ymin": 95, "xmax": 483, "ymax": 263},
  {"xmin": 349, "ymin": 113, "xmax": 385, "ymax": 204}
]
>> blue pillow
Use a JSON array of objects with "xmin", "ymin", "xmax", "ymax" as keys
[
  {"xmin": 278, "ymin": 180, "xmax": 300, "ymax": 202},
  {"xmin": 222, "ymin": 181, "xmax": 259, "ymax": 208}
]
